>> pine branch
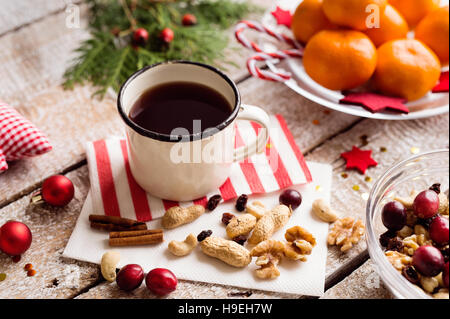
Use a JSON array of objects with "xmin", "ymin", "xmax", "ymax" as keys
[{"xmin": 63, "ymin": 0, "xmax": 258, "ymax": 99}]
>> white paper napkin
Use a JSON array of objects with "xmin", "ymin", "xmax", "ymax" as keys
[{"xmin": 63, "ymin": 162, "xmax": 332, "ymax": 297}]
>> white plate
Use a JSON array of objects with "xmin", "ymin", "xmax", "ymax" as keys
[{"xmin": 260, "ymin": 0, "xmax": 449, "ymax": 120}]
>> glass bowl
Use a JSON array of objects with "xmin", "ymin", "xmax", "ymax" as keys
[{"xmin": 366, "ymin": 149, "xmax": 449, "ymax": 299}]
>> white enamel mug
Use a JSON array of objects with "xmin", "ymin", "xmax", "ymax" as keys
[{"xmin": 118, "ymin": 61, "xmax": 270, "ymax": 201}]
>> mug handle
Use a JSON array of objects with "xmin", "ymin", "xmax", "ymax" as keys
[{"xmin": 233, "ymin": 104, "xmax": 270, "ymax": 162}]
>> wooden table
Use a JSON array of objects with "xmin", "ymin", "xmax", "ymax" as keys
[{"xmin": 0, "ymin": 0, "xmax": 448, "ymax": 299}]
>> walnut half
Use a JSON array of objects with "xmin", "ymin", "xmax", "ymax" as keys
[
  {"xmin": 327, "ymin": 217, "xmax": 365, "ymax": 252},
  {"xmin": 284, "ymin": 226, "xmax": 316, "ymax": 261},
  {"xmin": 250, "ymin": 240, "xmax": 285, "ymax": 280}
]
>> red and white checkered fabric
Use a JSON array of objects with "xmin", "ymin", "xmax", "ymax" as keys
[{"xmin": 0, "ymin": 101, "xmax": 52, "ymax": 172}]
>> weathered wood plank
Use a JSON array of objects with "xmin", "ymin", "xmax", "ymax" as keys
[
  {"xmin": 321, "ymin": 260, "xmax": 393, "ymax": 299},
  {"xmin": 0, "ymin": 0, "xmax": 75, "ymax": 36},
  {"xmin": 0, "ymin": 166, "xmax": 100, "ymax": 299}
]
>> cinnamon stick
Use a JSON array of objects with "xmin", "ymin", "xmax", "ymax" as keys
[
  {"xmin": 89, "ymin": 214, "xmax": 145, "ymax": 227},
  {"xmin": 109, "ymin": 229, "xmax": 163, "ymax": 238},
  {"xmin": 109, "ymin": 233, "xmax": 163, "ymax": 247},
  {"xmin": 90, "ymin": 222, "xmax": 148, "ymax": 232}
]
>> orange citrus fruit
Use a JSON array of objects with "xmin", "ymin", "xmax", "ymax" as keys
[
  {"xmin": 364, "ymin": 5, "xmax": 409, "ymax": 47},
  {"xmin": 303, "ymin": 30, "xmax": 377, "ymax": 90},
  {"xmin": 415, "ymin": 6, "xmax": 449, "ymax": 65},
  {"xmin": 322, "ymin": 0, "xmax": 387, "ymax": 30},
  {"xmin": 389, "ymin": 0, "xmax": 440, "ymax": 27},
  {"xmin": 374, "ymin": 39, "xmax": 441, "ymax": 101},
  {"xmin": 291, "ymin": 0, "xmax": 336, "ymax": 44}
]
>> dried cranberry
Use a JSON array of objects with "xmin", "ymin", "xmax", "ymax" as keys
[
  {"xmin": 116, "ymin": 264, "xmax": 144, "ymax": 291},
  {"xmin": 145, "ymin": 268, "xmax": 177, "ymax": 296},
  {"xmin": 413, "ymin": 245, "xmax": 445, "ymax": 277},
  {"xmin": 235, "ymin": 194, "xmax": 248, "ymax": 212},
  {"xmin": 387, "ymin": 237, "xmax": 404, "ymax": 252},
  {"xmin": 279, "ymin": 189, "xmax": 302, "ymax": 210},
  {"xmin": 413, "ymin": 190, "xmax": 439, "ymax": 219},
  {"xmin": 379, "ymin": 230, "xmax": 397, "ymax": 247},
  {"xmin": 429, "ymin": 183, "xmax": 441, "ymax": 194},
  {"xmin": 207, "ymin": 195, "xmax": 222, "ymax": 211},
  {"xmin": 221, "ymin": 213, "xmax": 235, "ymax": 226},
  {"xmin": 233, "ymin": 235, "xmax": 247, "ymax": 246},
  {"xmin": 382, "ymin": 201, "xmax": 406, "ymax": 231},
  {"xmin": 402, "ymin": 266, "xmax": 420, "ymax": 285},
  {"xmin": 197, "ymin": 230, "xmax": 212, "ymax": 242},
  {"xmin": 429, "ymin": 215, "xmax": 449, "ymax": 245}
]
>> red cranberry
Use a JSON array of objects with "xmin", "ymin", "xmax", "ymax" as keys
[
  {"xmin": 429, "ymin": 215, "xmax": 449, "ymax": 245},
  {"xmin": 443, "ymin": 262, "xmax": 449, "ymax": 289},
  {"xmin": 412, "ymin": 245, "xmax": 445, "ymax": 277},
  {"xmin": 182, "ymin": 14, "xmax": 197, "ymax": 26},
  {"xmin": 132, "ymin": 28, "xmax": 149, "ymax": 47},
  {"xmin": 279, "ymin": 189, "xmax": 302, "ymax": 210},
  {"xmin": 145, "ymin": 268, "xmax": 177, "ymax": 296},
  {"xmin": 381, "ymin": 201, "xmax": 406, "ymax": 231},
  {"xmin": 160, "ymin": 28, "xmax": 174, "ymax": 43},
  {"xmin": 116, "ymin": 264, "xmax": 144, "ymax": 291},
  {"xmin": 413, "ymin": 190, "xmax": 439, "ymax": 219}
]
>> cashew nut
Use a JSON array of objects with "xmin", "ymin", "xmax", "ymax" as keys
[
  {"xmin": 162, "ymin": 205, "xmax": 205, "ymax": 229},
  {"xmin": 168, "ymin": 234, "xmax": 198, "ymax": 257},
  {"xmin": 248, "ymin": 205, "xmax": 292, "ymax": 245},
  {"xmin": 100, "ymin": 250, "xmax": 120, "ymax": 282},
  {"xmin": 226, "ymin": 214, "xmax": 257, "ymax": 239},
  {"xmin": 246, "ymin": 201, "xmax": 268, "ymax": 220},
  {"xmin": 200, "ymin": 236, "xmax": 251, "ymax": 268},
  {"xmin": 312, "ymin": 199, "xmax": 337, "ymax": 223}
]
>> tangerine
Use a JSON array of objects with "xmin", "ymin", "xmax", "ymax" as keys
[
  {"xmin": 374, "ymin": 39, "xmax": 441, "ymax": 101},
  {"xmin": 389, "ymin": 0, "xmax": 440, "ymax": 27},
  {"xmin": 303, "ymin": 30, "xmax": 377, "ymax": 90},
  {"xmin": 291, "ymin": 0, "xmax": 336, "ymax": 44},
  {"xmin": 415, "ymin": 6, "xmax": 449, "ymax": 64}
]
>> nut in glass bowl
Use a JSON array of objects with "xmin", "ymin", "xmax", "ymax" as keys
[{"xmin": 366, "ymin": 149, "xmax": 449, "ymax": 299}]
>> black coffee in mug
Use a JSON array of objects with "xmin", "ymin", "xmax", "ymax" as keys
[{"xmin": 129, "ymin": 81, "xmax": 233, "ymax": 135}]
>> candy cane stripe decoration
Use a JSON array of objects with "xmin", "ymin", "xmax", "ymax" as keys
[{"xmin": 235, "ymin": 20, "xmax": 304, "ymax": 82}]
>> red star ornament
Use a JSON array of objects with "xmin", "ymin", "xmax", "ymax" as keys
[
  {"xmin": 271, "ymin": 6, "xmax": 292, "ymax": 28},
  {"xmin": 340, "ymin": 92, "xmax": 409, "ymax": 114},
  {"xmin": 341, "ymin": 146, "xmax": 378, "ymax": 174},
  {"xmin": 432, "ymin": 71, "xmax": 449, "ymax": 93}
]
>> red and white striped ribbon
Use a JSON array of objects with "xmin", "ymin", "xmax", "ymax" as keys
[
  {"xmin": 0, "ymin": 101, "xmax": 52, "ymax": 172},
  {"xmin": 235, "ymin": 20, "xmax": 304, "ymax": 82},
  {"xmin": 86, "ymin": 115, "xmax": 312, "ymax": 222}
]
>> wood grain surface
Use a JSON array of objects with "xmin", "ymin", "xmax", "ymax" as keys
[{"xmin": 0, "ymin": 0, "xmax": 448, "ymax": 299}]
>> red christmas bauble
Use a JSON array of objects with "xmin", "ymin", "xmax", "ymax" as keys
[
  {"xmin": 0, "ymin": 221, "xmax": 32, "ymax": 256},
  {"xmin": 160, "ymin": 28, "xmax": 174, "ymax": 43},
  {"xmin": 42, "ymin": 175, "xmax": 75, "ymax": 206}
]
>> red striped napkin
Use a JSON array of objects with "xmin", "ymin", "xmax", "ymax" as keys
[{"xmin": 86, "ymin": 114, "xmax": 311, "ymax": 222}]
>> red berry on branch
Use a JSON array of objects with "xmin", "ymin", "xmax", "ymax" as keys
[
  {"xmin": 41, "ymin": 175, "xmax": 75, "ymax": 207},
  {"xmin": 0, "ymin": 221, "xmax": 32, "ymax": 256},
  {"xmin": 133, "ymin": 28, "xmax": 149, "ymax": 47},
  {"xmin": 160, "ymin": 28, "xmax": 174, "ymax": 43},
  {"xmin": 182, "ymin": 14, "xmax": 197, "ymax": 26}
]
